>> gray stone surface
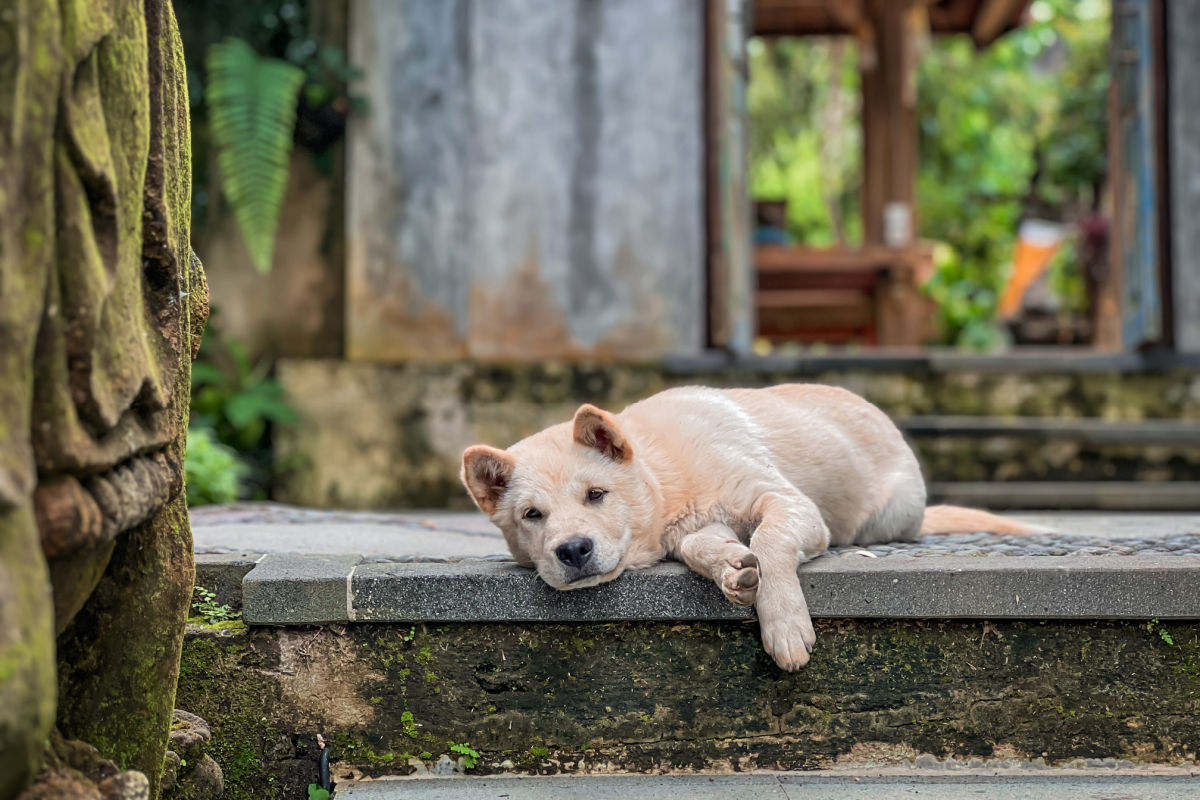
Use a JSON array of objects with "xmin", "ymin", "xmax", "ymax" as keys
[
  {"xmin": 192, "ymin": 504, "xmax": 1200, "ymax": 558},
  {"xmin": 193, "ymin": 553, "xmax": 262, "ymax": 611},
  {"xmin": 350, "ymin": 560, "xmax": 751, "ymax": 623},
  {"xmin": 203, "ymin": 505, "xmax": 1200, "ymax": 625},
  {"xmin": 799, "ymin": 554, "xmax": 1200, "ymax": 619},
  {"xmin": 226, "ymin": 553, "xmax": 1200, "ymax": 625},
  {"xmin": 241, "ymin": 554, "xmax": 362, "ymax": 625},
  {"xmin": 898, "ymin": 415, "xmax": 1200, "ymax": 444},
  {"xmin": 1169, "ymin": 0, "xmax": 1200, "ymax": 354},
  {"xmin": 335, "ymin": 771, "xmax": 1200, "ymax": 800},
  {"xmin": 930, "ymin": 481, "xmax": 1200, "ymax": 510},
  {"xmin": 346, "ymin": 0, "xmax": 703, "ymax": 361}
]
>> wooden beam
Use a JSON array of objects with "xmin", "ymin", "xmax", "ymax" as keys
[
  {"xmin": 972, "ymin": 0, "xmax": 1029, "ymax": 47},
  {"xmin": 755, "ymin": 289, "xmax": 873, "ymax": 309}
]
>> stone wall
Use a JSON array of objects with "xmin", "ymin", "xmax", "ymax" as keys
[
  {"xmin": 178, "ymin": 618, "xmax": 1200, "ymax": 799},
  {"xmin": 274, "ymin": 358, "xmax": 1200, "ymax": 508},
  {"xmin": 345, "ymin": 0, "xmax": 705, "ymax": 361}
]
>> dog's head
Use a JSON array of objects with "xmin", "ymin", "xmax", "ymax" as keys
[{"xmin": 461, "ymin": 404, "xmax": 646, "ymax": 589}]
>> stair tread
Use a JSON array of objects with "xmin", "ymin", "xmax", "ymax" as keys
[{"xmin": 899, "ymin": 415, "xmax": 1200, "ymax": 443}]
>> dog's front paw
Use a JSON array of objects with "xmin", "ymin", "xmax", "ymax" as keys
[
  {"xmin": 756, "ymin": 586, "xmax": 817, "ymax": 671},
  {"xmin": 721, "ymin": 552, "xmax": 759, "ymax": 606}
]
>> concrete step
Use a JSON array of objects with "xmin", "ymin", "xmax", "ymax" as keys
[
  {"xmin": 928, "ymin": 481, "xmax": 1200, "ymax": 510},
  {"xmin": 897, "ymin": 415, "xmax": 1200, "ymax": 486},
  {"xmin": 334, "ymin": 770, "xmax": 1200, "ymax": 800},
  {"xmin": 898, "ymin": 415, "xmax": 1200, "ymax": 444},
  {"xmin": 180, "ymin": 510, "xmax": 1200, "ymax": 798}
]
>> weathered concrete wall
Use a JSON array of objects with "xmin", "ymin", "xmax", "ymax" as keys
[
  {"xmin": 345, "ymin": 0, "xmax": 705, "ymax": 361},
  {"xmin": 196, "ymin": 152, "xmax": 344, "ymax": 358},
  {"xmin": 274, "ymin": 358, "xmax": 1200, "ymax": 508},
  {"xmin": 178, "ymin": 619, "xmax": 1200, "ymax": 799},
  {"xmin": 1168, "ymin": 0, "xmax": 1200, "ymax": 353}
]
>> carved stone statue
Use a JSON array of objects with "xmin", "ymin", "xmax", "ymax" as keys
[{"xmin": 0, "ymin": 1, "xmax": 208, "ymax": 797}]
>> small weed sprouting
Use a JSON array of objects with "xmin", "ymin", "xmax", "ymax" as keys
[
  {"xmin": 1150, "ymin": 618, "xmax": 1176, "ymax": 647},
  {"xmin": 307, "ymin": 784, "xmax": 330, "ymax": 800},
  {"xmin": 448, "ymin": 742, "xmax": 480, "ymax": 770},
  {"xmin": 192, "ymin": 587, "xmax": 240, "ymax": 625}
]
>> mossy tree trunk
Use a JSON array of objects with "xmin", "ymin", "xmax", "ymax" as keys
[{"xmin": 0, "ymin": 0, "xmax": 206, "ymax": 797}]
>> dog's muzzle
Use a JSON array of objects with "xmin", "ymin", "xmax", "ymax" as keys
[{"xmin": 556, "ymin": 536, "xmax": 599, "ymax": 581}]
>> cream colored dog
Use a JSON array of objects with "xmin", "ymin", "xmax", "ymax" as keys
[{"xmin": 461, "ymin": 384, "xmax": 1034, "ymax": 671}]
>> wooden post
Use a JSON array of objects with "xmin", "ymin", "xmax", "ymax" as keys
[
  {"xmin": 860, "ymin": 0, "xmax": 918, "ymax": 248},
  {"xmin": 706, "ymin": 0, "xmax": 755, "ymax": 353}
]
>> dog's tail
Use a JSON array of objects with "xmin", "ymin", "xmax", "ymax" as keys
[{"xmin": 920, "ymin": 505, "xmax": 1052, "ymax": 535}]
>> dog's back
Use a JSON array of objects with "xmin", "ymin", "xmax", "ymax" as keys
[{"xmin": 617, "ymin": 384, "xmax": 926, "ymax": 545}]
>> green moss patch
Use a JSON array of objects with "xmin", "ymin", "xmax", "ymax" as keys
[{"xmin": 179, "ymin": 618, "xmax": 1200, "ymax": 792}]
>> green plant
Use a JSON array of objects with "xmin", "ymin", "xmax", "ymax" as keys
[
  {"xmin": 192, "ymin": 587, "xmax": 240, "ymax": 625},
  {"xmin": 190, "ymin": 327, "xmax": 299, "ymax": 499},
  {"xmin": 307, "ymin": 784, "xmax": 330, "ymax": 800},
  {"xmin": 448, "ymin": 742, "xmax": 480, "ymax": 770},
  {"xmin": 206, "ymin": 37, "xmax": 305, "ymax": 273},
  {"xmin": 185, "ymin": 427, "xmax": 245, "ymax": 506},
  {"xmin": 401, "ymin": 711, "xmax": 419, "ymax": 739},
  {"xmin": 1150, "ymin": 618, "xmax": 1176, "ymax": 647},
  {"xmin": 747, "ymin": 0, "xmax": 1109, "ymax": 349}
]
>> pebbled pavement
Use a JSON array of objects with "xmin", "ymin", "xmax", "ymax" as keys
[{"xmin": 191, "ymin": 503, "xmax": 1200, "ymax": 560}]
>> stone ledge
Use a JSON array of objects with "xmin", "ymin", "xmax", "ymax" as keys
[
  {"xmin": 194, "ymin": 552, "xmax": 263, "ymax": 611},
  {"xmin": 236, "ymin": 554, "xmax": 1200, "ymax": 626},
  {"xmin": 242, "ymin": 554, "xmax": 362, "ymax": 625},
  {"xmin": 177, "ymin": 617, "xmax": 1200, "ymax": 799}
]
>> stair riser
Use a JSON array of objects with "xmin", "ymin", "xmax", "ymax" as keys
[
  {"xmin": 179, "ymin": 619, "xmax": 1200, "ymax": 800},
  {"xmin": 913, "ymin": 439, "xmax": 1200, "ymax": 483}
]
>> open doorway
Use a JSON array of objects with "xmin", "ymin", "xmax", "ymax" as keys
[{"xmin": 728, "ymin": 0, "xmax": 1117, "ymax": 353}]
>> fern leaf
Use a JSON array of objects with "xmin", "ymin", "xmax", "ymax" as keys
[{"xmin": 206, "ymin": 38, "xmax": 305, "ymax": 273}]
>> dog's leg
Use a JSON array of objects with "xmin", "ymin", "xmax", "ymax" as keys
[
  {"xmin": 675, "ymin": 524, "xmax": 760, "ymax": 606},
  {"xmin": 748, "ymin": 490, "xmax": 830, "ymax": 671}
]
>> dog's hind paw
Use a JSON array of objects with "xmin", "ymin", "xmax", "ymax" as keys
[{"xmin": 721, "ymin": 552, "xmax": 759, "ymax": 606}]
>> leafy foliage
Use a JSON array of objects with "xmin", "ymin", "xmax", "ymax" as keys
[
  {"xmin": 177, "ymin": 0, "xmax": 368, "ymax": 228},
  {"xmin": 206, "ymin": 37, "xmax": 305, "ymax": 273},
  {"xmin": 191, "ymin": 586, "xmax": 240, "ymax": 625},
  {"xmin": 448, "ymin": 742, "xmax": 480, "ymax": 770},
  {"xmin": 307, "ymin": 785, "xmax": 330, "ymax": 800},
  {"xmin": 747, "ymin": 0, "xmax": 1110, "ymax": 348},
  {"xmin": 748, "ymin": 37, "xmax": 862, "ymax": 245},
  {"xmin": 189, "ymin": 327, "xmax": 299, "ymax": 501},
  {"xmin": 184, "ymin": 427, "xmax": 244, "ymax": 506}
]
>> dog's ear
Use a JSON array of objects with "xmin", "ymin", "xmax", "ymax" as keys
[
  {"xmin": 461, "ymin": 445, "xmax": 516, "ymax": 513},
  {"xmin": 572, "ymin": 404, "xmax": 633, "ymax": 462}
]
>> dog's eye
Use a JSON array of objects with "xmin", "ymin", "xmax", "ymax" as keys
[
  {"xmin": 586, "ymin": 488, "xmax": 606, "ymax": 503},
  {"xmin": 523, "ymin": 508, "xmax": 543, "ymax": 520}
]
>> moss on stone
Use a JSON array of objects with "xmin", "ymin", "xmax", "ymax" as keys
[{"xmin": 177, "ymin": 618, "xmax": 1200, "ymax": 788}]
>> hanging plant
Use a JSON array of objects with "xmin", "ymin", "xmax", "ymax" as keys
[{"xmin": 205, "ymin": 37, "xmax": 305, "ymax": 273}]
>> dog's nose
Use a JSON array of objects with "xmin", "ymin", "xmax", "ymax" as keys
[{"xmin": 555, "ymin": 536, "xmax": 595, "ymax": 569}]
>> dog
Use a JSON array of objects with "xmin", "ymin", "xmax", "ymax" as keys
[{"xmin": 461, "ymin": 384, "xmax": 1036, "ymax": 671}]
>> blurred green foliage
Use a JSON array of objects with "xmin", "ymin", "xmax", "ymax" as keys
[
  {"xmin": 187, "ymin": 328, "xmax": 299, "ymax": 505},
  {"xmin": 748, "ymin": 37, "xmax": 862, "ymax": 246},
  {"xmin": 206, "ymin": 37, "xmax": 306, "ymax": 273},
  {"xmin": 185, "ymin": 427, "xmax": 244, "ymax": 507},
  {"xmin": 748, "ymin": 0, "xmax": 1110, "ymax": 348},
  {"xmin": 174, "ymin": 0, "xmax": 364, "ymax": 232}
]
